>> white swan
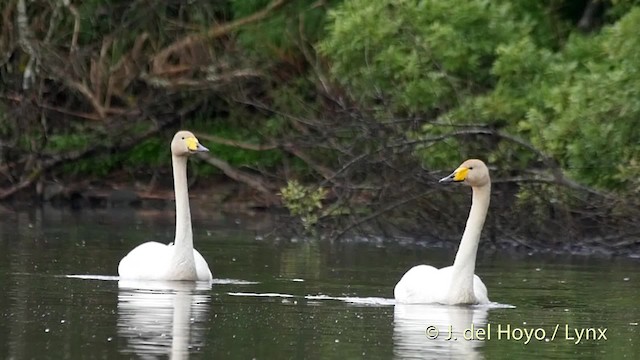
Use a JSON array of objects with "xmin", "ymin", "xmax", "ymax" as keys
[
  {"xmin": 118, "ymin": 130, "xmax": 213, "ymax": 281},
  {"xmin": 394, "ymin": 159, "xmax": 491, "ymax": 305}
]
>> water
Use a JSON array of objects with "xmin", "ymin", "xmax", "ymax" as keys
[{"xmin": 0, "ymin": 206, "xmax": 638, "ymax": 359}]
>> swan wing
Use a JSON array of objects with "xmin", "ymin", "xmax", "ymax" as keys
[
  {"xmin": 473, "ymin": 274, "xmax": 489, "ymax": 304},
  {"xmin": 118, "ymin": 242, "xmax": 170, "ymax": 280},
  {"xmin": 394, "ymin": 265, "xmax": 443, "ymax": 304},
  {"xmin": 193, "ymin": 249, "xmax": 213, "ymax": 281},
  {"xmin": 394, "ymin": 265, "xmax": 490, "ymax": 304}
]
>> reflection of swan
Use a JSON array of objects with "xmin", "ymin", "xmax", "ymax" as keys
[
  {"xmin": 393, "ymin": 304, "xmax": 488, "ymax": 359},
  {"xmin": 118, "ymin": 131, "xmax": 213, "ymax": 281},
  {"xmin": 117, "ymin": 280, "xmax": 211, "ymax": 359},
  {"xmin": 395, "ymin": 159, "xmax": 491, "ymax": 305}
]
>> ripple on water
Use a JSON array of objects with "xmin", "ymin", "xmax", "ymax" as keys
[
  {"xmin": 225, "ymin": 291, "xmax": 514, "ymax": 308},
  {"xmin": 65, "ymin": 274, "xmax": 258, "ymax": 286}
]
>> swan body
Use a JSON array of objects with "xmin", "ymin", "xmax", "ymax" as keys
[
  {"xmin": 118, "ymin": 131, "xmax": 213, "ymax": 281},
  {"xmin": 394, "ymin": 159, "xmax": 491, "ymax": 305},
  {"xmin": 394, "ymin": 265, "xmax": 488, "ymax": 304},
  {"xmin": 118, "ymin": 242, "xmax": 212, "ymax": 281}
]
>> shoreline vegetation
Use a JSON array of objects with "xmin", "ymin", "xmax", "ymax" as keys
[{"xmin": 1, "ymin": 0, "xmax": 639, "ymax": 255}]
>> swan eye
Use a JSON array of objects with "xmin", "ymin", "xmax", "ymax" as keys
[
  {"xmin": 181, "ymin": 137, "xmax": 185, "ymax": 140},
  {"xmin": 469, "ymin": 166, "xmax": 474, "ymax": 170}
]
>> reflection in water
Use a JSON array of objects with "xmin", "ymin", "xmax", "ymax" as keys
[
  {"xmin": 3, "ymin": 206, "xmax": 638, "ymax": 360},
  {"xmin": 393, "ymin": 304, "xmax": 489, "ymax": 359},
  {"xmin": 117, "ymin": 280, "xmax": 212, "ymax": 359}
]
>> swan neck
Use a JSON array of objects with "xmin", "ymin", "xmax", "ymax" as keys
[
  {"xmin": 172, "ymin": 155, "xmax": 193, "ymax": 253},
  {"xmin": 450, "ymin": 183, "xmax": 490, "ymax": 296}
]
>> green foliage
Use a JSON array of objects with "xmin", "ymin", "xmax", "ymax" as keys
[
  {"xmin": 280, "ymin": 180, "xmax": 328, "ymax": 231},
  {"xmin": 197, "ymin": 114, "xmax": 285, "ymax": 169},
  {"xmin": 548, "ymin": 10, "xmax": 640, "ymax": 187},
  {"xmin": 460, "ymin": 7, "xmax": 640, "ymax": 188},
  {"xmin": 45, "ymin": 133, "xmax": 121, "ymax": 176},
  {"xmin": 232, "ymin": 0, "xmax": 338, "ymax": 59},
  {"xmin": 607, "ymin": 0, "xmax": 640, "ymax": 20},
  {"xmin": 323, "ymin": 0, "xmax": 640, "ymax": 191},
  {"xmin": 60, "ymin": 155, "xmax": 121, "ymax": 177},
  {"xmin": 211, "ymin": 142, "xmax": 282, "ymax": 168},
  {"xmin": 123, "ymin": 137, "xmax": 167, "ymax": 169},
  {"xmin": 6, "ymin": 0, "xmax": 640, "ymax": 198},
  {"xmin": 69, "ymin": 0, "xmax": 228, "ymax": 46},
  {"xmin": 320, "ymin": 0, "xmax": 531, "ymax": 113},
  {"xmin": 46, "ymin": 133, "xmax": 91, "ymax": 151}
]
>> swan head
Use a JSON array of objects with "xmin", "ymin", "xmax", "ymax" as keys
[
  {"xmin": 439, "ymin": 159, "xmax": 490, "ymax": 187},
  {"xmin": 171, "ymin": 130, "xmax": 209, "ymax": 156}
]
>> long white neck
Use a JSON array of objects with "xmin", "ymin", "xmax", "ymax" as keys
[
  {"xmin": 172, "ymin": 155, "xmax": 194, "ymax": 257},
  {"xmin": 448, "ymin": 183, "xmax": 490, "ymax": 303}
]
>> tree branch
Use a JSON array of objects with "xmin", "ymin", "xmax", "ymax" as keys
[
  {"xmin": 196, "ymin": 133, "xmax": 278, "ymax": 151},
  {"xmin": 578, "ymin": 0, "xmax": 603, "ymax": 32},
  {"xmin": 151, "ymin": 0, "xmax": 289, "ymax": 73},
  {"xmin": 332, "ymin": 189, "xmax": 436, "ymax": 240},
  {"xmin": 407, "ymin": 128, "xmax": 612, "ymax": 198},
  {"xmin": 140, "ymin": 68, "xmax": 261, "ymax": 89},
  {"xmin": 284, "ymin": 145, "xmax": 336, "ymax": 180},
  {"xmin": 0, "ymin": 168, "xmax": 42, "ymax": 199},
  {"xmin": 61, "ymin": 0, "xmax": 80, "ymax": 53},
  {"xmin": 198, "ymin": 153, "xmax": 279, "ymax": 204},
  {"xmin": 196, "ymin": 133, "xmax": 336, "ymax": 180},
  {"xmin": 16, "ymin": 0, "xmax": 107, "ymax": 118},
  {"xmin": 16, "ymin": 0, "xmax": 36, "ymax": 89},
  {"xmin": 0, "ymin": 99, "xmax": 204, "ymax": 200},
  {"xmin": 0, "ymin": 1, "xmax": 16, "ymax": 67}
]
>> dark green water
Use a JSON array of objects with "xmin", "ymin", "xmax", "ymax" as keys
[{"xmin": 0, "ymin": 206, "xmax": 638, "ymax": 359}]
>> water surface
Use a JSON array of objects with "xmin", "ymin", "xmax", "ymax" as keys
[{"xmin": 0, "ymin": 206, "xmax": 638, "ymax": 359}]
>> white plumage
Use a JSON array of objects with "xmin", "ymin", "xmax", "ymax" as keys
[
  {"xmin": 395, "ymin": 159, "xmax": 491, "ymax": 305},
  {"xmin": 118, "ymin": 131, "xmax": 213, "ymax": 281}
]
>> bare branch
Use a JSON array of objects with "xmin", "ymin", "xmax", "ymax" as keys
[
  {"xmin": 319, "ymin": 153, "xmax": 367, "ymax": 187},
  {"xmin": 140, "ymin": 68, "xmax": 261, "ymax": 89},
  {"xmin": 89, "ymin": 37, "xmax": 113, "ymax": 106},
  {"xmin": 0, "ymin": 1, "xmax": 16, "ymax": 67},
  {"xmin": 16, "ymin": 0, "xmax": 36, "ymax": 89},
  {"xmin": 407, "ymin": 127, "xmax": 612, "ymax": 198},
  {"xmin": 106, "ymin": 32, "xmax": 148, "ymax": 107},
  {"xmin": 297, "ymin": 13, "xmax": 333, "ymax": 97},
  {"xmin": 198, "ymin": 153, "xmax": 279, "ymax": 204},
  {"xmin": 285, "ymin": 145, "xmax": 336, "ymax": 180},
  {"xmin": 578, "ymin": 0, "xmax": 603, "ymax": 32},
  {"xmin": 196, "ymin": 133, "xmax": 336, "ymax": 180},
  {"xmin": 15, "ymin": 0, "xmax": 34, "ymax": 53},
  {"xmin": 197, "ymin": 133, "xmax": 278, "ymax": 151},
  {"xmin": 64, "ymin": 78, "xmax": 106, "ymax": 119},
  {"xmin": 151, "ymin": 0, "xmax": 289, "ymax": 73},
  {"xmin": 43, "ymin": 2, "xmax": 61, "ymax": 43},
  {"xmin": 0, "ymin": 97, "xmax": 207, "ymax": 199},
  {"xmin": 16, "ymin": 0, "xmax": 107, "ymax": 118},
  {"xmin": 332, "ymin": 189, "xmax": 436, "ymax": 240},
  {"xmin": 60, "ymin": 0, "xmax": 80, "ymax": 53},
  {"xmin": 0, "ymin": 168, "xmax": 42, "ymax": 199}
]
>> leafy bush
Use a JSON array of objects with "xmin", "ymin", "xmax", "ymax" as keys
[
  {"xmin": 320, "ymin": 0, "xmax": 531, "ymax": 113},
  {"xmin": 280, "ymin": 180, "xmax": 328, "ymax": 231},
  {"xmin": 321, "ymin": 0, "xmax": 640, "ymax": 191}
]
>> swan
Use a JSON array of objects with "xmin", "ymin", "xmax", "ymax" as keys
[
  {"xmin": 394, "ymin": 159, "xmax": 491, "ymax": 305},
  {"xmin": 118, "ymin": 130, "xmax": 213, "ymax": 281}
]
